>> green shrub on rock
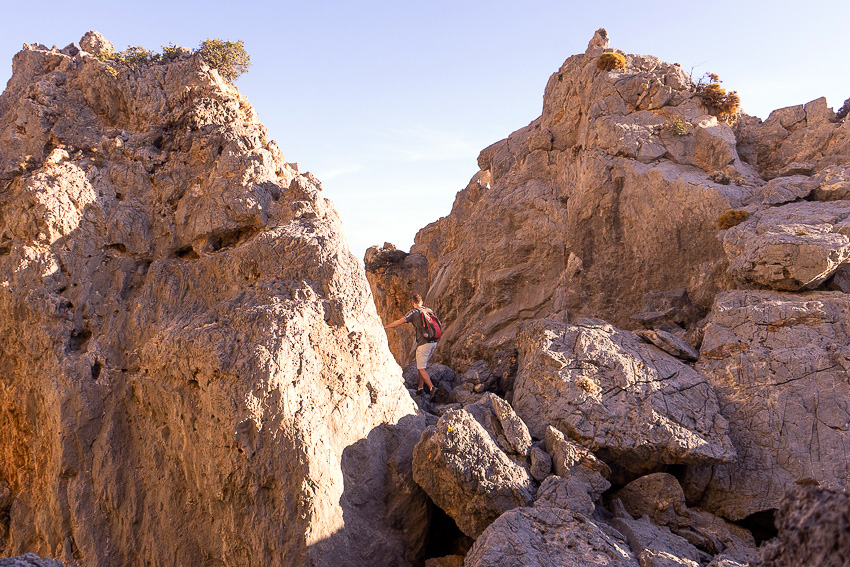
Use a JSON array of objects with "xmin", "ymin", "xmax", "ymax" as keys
[
  {"xmin": 198, "ymin": 39, "xmax": 251, "ymax": 82},
  {"xmin": 94, "ymin": 39, "xmax": 251, "ymax": 83},
  {"xmin": 597, "ymin": 52, "xmax": 626, "ymax": 72}
]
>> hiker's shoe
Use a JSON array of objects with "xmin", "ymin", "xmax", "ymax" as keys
[
  {"xmin": 429, "ymin": 386, "xmax": 439, "ymax": 399},
  {"xmin": 415, "ymin": 388, "xmax": 424, "ymax": 395}
]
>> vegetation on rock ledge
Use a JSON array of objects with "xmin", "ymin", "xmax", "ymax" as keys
[
  {"xmin": 597, "ymin": 52, "xmax": 626, "ymax": 71},
  {"xmin": 96, "ymin": 39, "xmax": 251, "ymax": 82}
]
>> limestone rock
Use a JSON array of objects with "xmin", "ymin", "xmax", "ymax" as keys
[
  {"xmin": 529, "ymin": 445, "xmax": 553, "ymax": 481},
  {"xmin": 412, "ymin": 409, "xmax": 535, "ymax": 538},
  {"xmin": 533, "ymin": 475, "xmax": 596, "ymax": 517},
  {"xmin": 759, "ymin": 175, "xmax": 815, "ymax": 205},
  {"xmin": 465, "ymin": 507, "xmax": 640, "ymax": 567},
  {"xmin": 631, "ymin": 288, "xmax": 701, "ymax": 330},
  {"xmin": 79, "ymin": 31, "xmax": 113, "ymax": 55},
  {"xmin": 424, "ymin": 556, "xmax": 464, "ymax": 567},
  {"xmin": 686, "ymin": 290, "xmax": 850, "ymax": 520},
  {"xmin": 544, "ymin": 426, "xmax": 611, "ymax": 499},
  {"xmin": 0, "ymin": 555, "xmax": 64, "ymax": 567},
  {"xmin": 402, "ymin": 362, "xmax": 457, "ymax": 391},
  {"xmin": 0, "ymin": 38, "xmax": 427, "ymax": 566},
  {"xmin": 612, "ymin": 473, "xmax": 690, "ymax": 530},
  {"xmin": 462, "ymin": 393, "xmax": 532, "ymax": 458},
  {"xmin": 635, "ymin": 329, "xmax": 700, "ymax": 361},
  {"xmin": 393, "ymin": 37, "xmax": 759, "ymax": 371},
  {"xmin": 364, "ymin": 243, "xmax": 429, "ymax": 365},
  {"xmin": 723, "ymin": 201, "xmax": 850, "ymax": 290},
  {"xmin": 512, "ymin": 319, "xmax": 735, "ymax": 476},
  {"xmin": 685, "ymin": 509, "xmax": 757, "ymax": 564},
  {"xmin": 738, "ymin": 97, "xmax": 850, "ymax": 180},
  {"xmin": 811, "ymin": 164, "xmax": 850, "ymax": 201},
  {"xmin": 754, "ymin": 485, "xmax": 850, "ymax": 567},
  {"xmin": 610, "ymin": 515, "xmax": 707, "ymax": 567}
]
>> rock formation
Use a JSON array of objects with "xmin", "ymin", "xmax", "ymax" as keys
[
  {"xmin": 0, "ymin": 34, "xmax": 427, "ymax": 566},
  {"xmin": 366, "ymin": 27, "xmax": 850, "ymax": 567}
]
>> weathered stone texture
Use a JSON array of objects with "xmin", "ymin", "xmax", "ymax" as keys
[
  {"xmin": 465, "ymin": 507, "xmax": 640, "ymax": 567},
  {"xmin": 754, "ymin": 486, "xmax": 850, "ymax": 567},
  {"xmin": 0, "ymin": 36, "xmax": 426, "ymax": 567},
  {"xmin": 512, "ymin": 319, "xmax": 735, "ymax": 476},
  {"xmin": 686, "ymin": 291, "xmax": 850, "ymax": 520},
  {"xmin": 412, "ymin": 409, "xmax": 534, "ymax": 538}
]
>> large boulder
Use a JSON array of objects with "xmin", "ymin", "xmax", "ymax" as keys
[
  {"xmin": 722, "ymin": 201, "xmax": 850, "ymax": 290},
  {"xmin": 465, "ymin": 507, "xmax": 640, "ymax": 567},
  {"xmin": 412, "ymin": 409, "xmax": 535, "ymax": 538},
  {"xmin": 0, "ymin": 36, "xmax": 427, "ymax": 566},
  {"xmin": 754, "ymin": 485, "xmax": 850, "ymax": 567},
  {"xmin": 512, "ymin": 319, "xmax": 735, "ymax": 476},
  {"xmin": 737, "ymin": 97, "xmax": 850, "ymax": 180},
  {"xmin": 686, "ymin": 290, "xmax": 850, "ymax": 520}
]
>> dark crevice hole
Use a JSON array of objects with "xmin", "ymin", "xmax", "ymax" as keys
[
  {"xmin": 205, "ymin": 226, "xmax": 259, "ymax": 253},
  {"xmin": 106, "ymin": 243, "xmax": 128, "ymax": 253},
  {"xmin": 423, "ymin": 503, "xmax": 473, "ymax": 561},
  {"xmin": 68, "ymin": 328, "xmax": 92, "ymax": 352},
  {"xmin": 174, "ymin": 246, "xmax": 200, "ymax": 260},
  {"xmin": 737, "ymin": 509, "xmax": 777, "ymax": 545},
  {"xmin": 91, "ymin": 360, "xmax": 102, "ymax": 380}
]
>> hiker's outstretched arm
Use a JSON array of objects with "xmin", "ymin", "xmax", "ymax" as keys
[{"xmin": 384, "ymin": 317, "xmax": 408, "ymax": 329}]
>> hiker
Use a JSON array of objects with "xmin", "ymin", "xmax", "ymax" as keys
[{"xmin": 383, "ymin": 294, "xmax": 441, "ymax": 395}]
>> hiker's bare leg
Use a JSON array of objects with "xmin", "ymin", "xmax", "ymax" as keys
[{"xmin": 418, "ymin": 368, "xmax": 434, "ymax": 390}]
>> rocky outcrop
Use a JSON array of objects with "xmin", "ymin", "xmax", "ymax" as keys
[
  {"xmin": 512, "ymin": 319, "xmax": 735, "ymax": 477},
  {"xmin": 465, "ymin": 507, "xmax": 640, "ymax": 567},
  {"xmin": 0, "ymin": 35, "xmax": 427, "ymax": 566},
  {"xmin": 737, "ymin": 97, "xmax": 850, "ymax": 180},
  {"xmin": 412, "ymin": 409, "xmax": 535, "ymax": 538},
  {"xmin": 685, "ymin": 290, "xmax": 850, "ymax": 520},
  {"xmin": 722, "ymin": 201, "xmax": 850, "ymax": 290},
  {"xmin": 754, "ymin": 485, "xmax": 850, "ymax": 567},
  {"xmin": 0, "ymin": 555, "xmax": 64, "ymax": 567},
  {"xmin": 381, "ymin": 32, "xmax": 782, "ymax": 370},
  {"xmin": 364, "ymin": 243, "xmax": 428, "ymax": 365}
]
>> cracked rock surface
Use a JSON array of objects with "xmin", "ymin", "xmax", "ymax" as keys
[
  {"xmin": 686, "ymin": 290, "xmax": 850, "ymax": 520},
  {"xmin": 0, "ymin": 34, "xmax": 427, "ymax": 566},
  {"xmin": 512, "ymin": 318, "xmax": 735, "ymax": 476}
]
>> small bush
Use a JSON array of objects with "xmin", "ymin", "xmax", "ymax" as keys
[
  {"xmin": 665, "ymin": 117, "xmax": 689, "ymax": 136},
  {"xmin": 717, "ymin": 209, "xmax": 749, "ymax": 230},
  {"xmin": 694, "ymin": 73, "xmax": 740, "ymax": 121},
  {"xmin": 94, "ymin": 39, "xmax": 251, "ymax": 83},
  {"xmin": 710, "ymin": 172, "xmax": 731, "ymax": 185},
  {"xmin": 199, "ymin": 39, "xmax": 251, "ymax": 82},
  {"xmin": 597, "ymin": 52, "xmax": 626, "ymax": 72},
  {"xmin": 836, "ymin": 97, "xmax": 850, "ymax": 121}
]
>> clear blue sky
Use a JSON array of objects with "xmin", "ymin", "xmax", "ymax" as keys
[{"xmin": 3, "ymin": 1, "xmax": 848, "ymax": 260}]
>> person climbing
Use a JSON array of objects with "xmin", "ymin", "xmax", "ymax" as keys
[{"xmin": 383, "ymin": 294, "xmax": 442, "ymax": 396}]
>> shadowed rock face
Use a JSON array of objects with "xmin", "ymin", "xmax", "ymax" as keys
[{"xmin": 0, "ymin": 36, "xmax": 426, "ymax": 566}]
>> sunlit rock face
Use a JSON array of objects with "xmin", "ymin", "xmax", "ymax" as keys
[{"xmin": 0, "ymin": 34, "xmax": 427, "ymax": 566}]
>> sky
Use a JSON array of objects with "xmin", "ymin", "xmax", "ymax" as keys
[{"xmin": 2, "ymin": 1, "xmax": 848, "ymax": 260}]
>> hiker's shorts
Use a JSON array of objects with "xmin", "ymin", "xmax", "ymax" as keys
[{"xmin": 415, "ymin": 342, "xmax": 438, "ymax": 369}]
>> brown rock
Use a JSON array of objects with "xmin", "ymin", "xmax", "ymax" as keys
[
  {"xmin": 79, "ymin": 30, "xmax": 113, "ymax": 55},
  {"xmin": 612, "ymin": 473, "xmax": 691, "ymax": 530},
  {"xmin": 512, "ymin": 319, "xmax": 735, "ymax": 477},
  {"xmin": 412, "ymin": 409, "xmax": 535, "ymax": 538},
  {"xmin": 396, "ymin": 37, "xmax": 757, "ymax": 371},
  {"xmin": 686, "ymin": 290, "xmax": 850, "ymax": 520},
  {"xmin": 0, "ymin": 39, "xmax": 426, "ymax": 566},
  {"xmin": 754, "ymin": 485, "xmax": 850, "ymax": 567},
  {"xmin": 364, "ymin": 243, "xmax": 429, "ymax": 365},
  {"xmin": 722, "ymin": 201, "xmax": 850, "ymax": 290},
  {"xmin": 465, "ymin": 507, "xmax": 640, "ymax": 567}
]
